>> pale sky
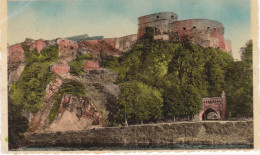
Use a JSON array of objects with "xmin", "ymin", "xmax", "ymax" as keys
[{"xmin": 7, "ymin": 0, "xmax": 251, "ymax": 60}]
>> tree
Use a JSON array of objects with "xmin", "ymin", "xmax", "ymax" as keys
[
  {"xmin": 225, "ymin": 40, "xmax": 253, "ymax": 117},
  {"xmin": 116, "ymin": 81, "xmax": 163, "ymax": 124},
  {"xmin": 240, "ymin": 40, "xmax": 252, "ymax": 63},
  {"xmin": 163, "ymin": 84, "xmax": 202, "ymax": 119}
]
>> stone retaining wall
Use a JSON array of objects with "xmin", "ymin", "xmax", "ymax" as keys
[{"xmin": 23, "ymin": 121, "xmax": 253, "ymax": 148}]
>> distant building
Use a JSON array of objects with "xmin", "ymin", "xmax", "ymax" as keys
[{"xmin": 66, "ymin": 34, "xmax": 104, "ymax": 42}]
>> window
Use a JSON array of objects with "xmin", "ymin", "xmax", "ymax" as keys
[
  {"xmin": 207, "ymin": 27, "xmax": 210, "ymax": 29},
  {"xmin": 157, "ymin": 16, "xmax": 159, "ymax": 19},
  {"xmin": 183, "ymin": 27, "xmax": 186, "ymax": 30},
  {"xmin": 193, "ymin": 26, "xmax": 196, "ymax": 29},
  {"xmin": 171, "ymin": 15, "xmax": 174, "ymax": 19}
]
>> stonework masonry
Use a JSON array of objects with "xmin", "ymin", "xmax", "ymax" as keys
[
  {"xmin": 169, "ymin": 19, "xmax": 225, "ymax": 50},
  {"xmin": 138, "ymin": 12, "xmax": 178, "ymax": 39},
  {"xmin": 137, "ymin": 12, "xmax": 231, "ymax": 53},
  {"xmin": 52, "ymin": 65, "xmax": 70, "ymax": 74},
  {"xmin": 84, "ymin": 60, "xmax": 99, "ymax": 71},
  {"xmin": 24, "ymin": 121, "xmax": 253, "ymax": 147},
  {"xmin": 198, "ymin": 91, "xmax": 226, "ymax": 120}
]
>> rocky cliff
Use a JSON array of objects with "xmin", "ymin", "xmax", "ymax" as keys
[{"xmin": 8, "ymin": 38, "xmax": 122, "ymax": 133}]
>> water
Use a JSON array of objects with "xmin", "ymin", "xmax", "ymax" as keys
[{"xmin": 18, "ymin": 144, "xmax": 253, "ymax": 151}]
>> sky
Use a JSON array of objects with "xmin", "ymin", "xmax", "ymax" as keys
[{"xmin": 7, "ymin": 0, "xmax": 251, "ymax": 60}]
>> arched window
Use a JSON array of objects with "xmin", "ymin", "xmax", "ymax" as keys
[
  {"xmin": 171, "ymin": 15, "xmax": 174, "ymax": 19},
  {"xmin": 157, "ymin": 16, "xmax": 159, "ymax": 19},
  {"xmin": 183, "ymin": 27, "xmax": 186, "ymax": 30}
]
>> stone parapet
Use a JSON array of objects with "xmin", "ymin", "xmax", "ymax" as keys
[{"xmin": 23, "ymin": 121, "xmax": 253, "ymax": 148}]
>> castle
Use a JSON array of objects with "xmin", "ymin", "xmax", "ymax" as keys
[
  {"xmin": 66, "ymin": 12, "xmax": 233, "ymax": 56},
  {"xmin": 138, "ymin": 12, "xmax": 231, "ymax": 54}
]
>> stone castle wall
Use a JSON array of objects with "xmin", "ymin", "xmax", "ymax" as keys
[
  {"xmin": 23, "ymin": 121, "xmax": 253, "ymax": 148},
  {"xmin": 137, "ymin": 12, "xmax": 229, "ymax": 52},
  {"xmin": 84, "ymin": 60, "xmax": 99, "ymax": 71},
  {"xmin": 138, "ymin": 12, "xmax": 178, "ymax": 39},
  {"xmin": 170, "ymin": 19, "xmax": 225, "ymax": 50},
  {"xmin": 114, "ymin": 34, "xmax": 138, "ymax": 52}
]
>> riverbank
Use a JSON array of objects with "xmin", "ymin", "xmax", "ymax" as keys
[{"xmin": 22, "ymin": 121, "xmax": 253, "ymax": 149}]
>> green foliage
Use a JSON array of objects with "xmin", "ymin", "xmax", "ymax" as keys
[
  {"xmin": 9, "ymin": 45, "xmax": 59, "ymax": 148},
  {"xmin": 49, "ymin": 81, "xmax": 85, "ymax": 124},
  {"xmin": 116, "ymin": 81, "xmax": 163, "ymax": 124},
  {"xmin": 163, "ymin": 84, "xmax": 202, "ymax": 118},
  {"xmin": 24, "ymin": 44, "xmax": 59, "ymax": 65},
  {"xmin": 102, "ymin": 39, "xmax": 252, "ymax": 123},
  {"xmin": 69, "ymin": 54, "xmax": 93, "ymax": 75},
  {"xmin": 10, "ymin": 63, "xmax": 55, "ymax": 113},
  {"xmin": 8, "ymin": 100, "xmax": 29, "ymax": 149},
  {"xmin": 225, "ymin": 41, "xmax": 253, "ymax": 117},
  {"xmin": 240, "ymin": 40, "xmax": 253, "ymax": 63},
  {"xmin": 10, "ymin": 45, "xmax": 59, "ymax": 113}
]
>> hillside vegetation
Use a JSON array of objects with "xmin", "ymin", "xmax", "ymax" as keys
[
  {"xmin": 8, "ymin": 45, "xmax": 59, "ymax": 148},
  {"xmin": 102, "ymin": 29, "xmax": 253, "ymax": 124}
]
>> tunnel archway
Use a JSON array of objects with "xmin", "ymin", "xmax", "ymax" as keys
[{"xmin": 202, "ymin": 108, "xmax": 220, "ymax": 120}]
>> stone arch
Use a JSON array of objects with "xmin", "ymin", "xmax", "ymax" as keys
[{"xmin": 202, "ymin": 108, "xmax": 220, "ymax": 120}]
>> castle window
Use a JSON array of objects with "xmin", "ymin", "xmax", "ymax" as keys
[
  {"xmin": 157, "ymin": 16, "xmax": 159, "ymax": 19},
  {"xmin": 193, "ymin": 26, "xmax": 196, "ymax": 29},
  {"xmin": 183, "ymin": 27, "xmax": 186, "ymax": 30},
  {"xmin": 207, "ymin": 27, "xmax": 210, "ymax": 29},
  {"xmin": 171, "ymin": 15, "xmax": 174, "ymax": 19}
]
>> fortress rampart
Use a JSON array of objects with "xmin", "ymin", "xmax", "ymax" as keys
[
  {"xmin": 138, "ymin": 12, "xmax": 178, "ymax": 39},
  {"xmin": 137, "ymin": 12, "xmax": 230, "ymax": 52},
  {"xmin": 170, "ymin": 19, "xmax": 225, "ymax": 50}
]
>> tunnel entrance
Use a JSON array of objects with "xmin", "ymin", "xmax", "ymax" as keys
[{"xmin": 202, "ymin": 109, "xmax": 220, "ymax": 120}]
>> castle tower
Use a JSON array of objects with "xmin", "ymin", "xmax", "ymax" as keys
[
  {"xmin": 169, "ymin": 19, "xmax": 226, "ymax": 50},
  {"xmin": 137, "ymin": 12, "xmax": 178, "ymax": 39}
]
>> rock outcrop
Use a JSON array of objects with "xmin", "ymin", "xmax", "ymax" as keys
[
  {"xmin": 28, "ymin": 76, "xmax": 63, "ymax": 132},
  {"xmin": 76, "ymin": 69, "xmax": 120, "ymax": 126},
  {"xmin": 8, "ymin": 38, "xmax": 122, "ymax": 133},
  {"xmin": 48, "ymin": 95, "xmax": 101, "ymax": 132},
  {"xmin": 29, "ymin": 39, "xmax": 46, "ymax": 53}
]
